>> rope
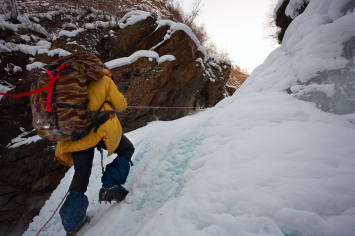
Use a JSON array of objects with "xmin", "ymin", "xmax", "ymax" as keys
[
  {"xmin": 100, "ymin": 148, "xmax": 104, "ymax": 174},
  {"xmin": 0, "ymin": 63, "xmax": 70, "ymax": 100},
  {"xmin": 36, "ymin": 186, "xmax": 70, "ymax": 236},
  {"xmin": 127, "ymin": 106, "xmax": 209, "ymax": 109}
]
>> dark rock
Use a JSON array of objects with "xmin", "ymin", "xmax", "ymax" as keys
[
  {"xmin": 226, "ymin": 85, "xmax": 237, "ymax": 97},
  {"xmin": 275, "ymin": 0, "xmax": 309, "ymax": 43},
  {"xmin": 106, "ymin": 15, "xmax": 159, "ymax": 58},
  {"xmin": 0, "ymin": 138, "xmax": 69, "ymax": 236}
]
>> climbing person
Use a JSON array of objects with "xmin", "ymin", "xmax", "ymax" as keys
[{"xmin": 51, "ymin": 51, "xmax": 134, "ymax": 236}]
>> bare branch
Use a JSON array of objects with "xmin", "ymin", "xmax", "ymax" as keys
[
  {"xmin": 184, "ymin": 0, "xmax": 205, "ymax": 26},
  {"xmin": 263, "ymin": 0, "xmax": 280, "ymax": 45}
]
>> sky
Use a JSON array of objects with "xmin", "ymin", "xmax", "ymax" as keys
[{"xmin": 177, "ymin": 0, "xmax": 279, "ymax": 73}]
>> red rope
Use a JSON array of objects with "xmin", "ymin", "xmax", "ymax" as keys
[
  {"xmin": 0, "ymin": 63, "xmax": 67, "ymax": 102},
  {"xmin": 0, "ymin": 84, "xmax": 51, "ymax": 98},
  {"xmin": 36, "ymin": 188, "xmax": 70, "ymax": 236}
]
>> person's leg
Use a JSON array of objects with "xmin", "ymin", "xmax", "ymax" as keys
[
  {"xmin": 99, "ymin": 154, "xmax": 131, "ymax": 202},
  {"xmin": 101, "ymin": 154, "xmax": 131, "ymax": 188},
  {"xmin": 71, "ymin": 147, "xmax": 95, "ymax": 192},
  {"xmin": 59, "ymin": 147, "xmax": 95, "ymax": 233},
  {"xmin": 99, "ymin": 134, "xmax": 135, "ymax": 202}
]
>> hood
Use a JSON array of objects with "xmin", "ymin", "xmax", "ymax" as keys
[{"xmin": 58, "ymin": 51, "xmax": 105, "ymax": 81}]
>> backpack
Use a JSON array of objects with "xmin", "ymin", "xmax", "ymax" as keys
[{"xmin": 30, "ymin": 51, "xmax": 111, "ymax": 141}]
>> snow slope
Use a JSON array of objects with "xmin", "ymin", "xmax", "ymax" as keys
[
  {"xmin": 24, "ymin": 0, "xmax": 355, "ymax": 235},
  {"xmin": 24, "ymin": 91, "xmax": 355, "ymax": 236}
]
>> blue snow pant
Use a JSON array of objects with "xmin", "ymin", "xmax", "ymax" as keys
[{"xmin": 59, "ymin": 146, "xmax": 132, "ymax": 233}]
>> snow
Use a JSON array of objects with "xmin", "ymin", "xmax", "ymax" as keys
[
  {"xmin": 13, "ymin": 66, "xmax": 22, "ymax": 73},
  {"xmin": 85, "ymin": 21, "xmax": 116, "ymax": 29},
  {"xmin": 195, "ymin": 58, "xmax": 206, "ymax": 70},
  {"xmin": 84, "ymin": 23, "xmax": 95, "ymax": 29},
  {"xmin": 157, "ymin": 55, "xmax": 176, "ymax": 64},
  {"xmin": 62, "ymin": 23, "xmax": 77, "ymax": 29},
  {"xmin": 274, "ymin": 0, "xmax": 310, "ymax": 19},
  {"xmin": 7, "ymin": 131, "xmax": 42, "ymax": 148},
  {"xmin": 105, "ymin": 51, "xmax": 176, "ymax": 69},
  {"xmin": 208, "ymin": 60, "xmax": 222, "ymax": 73},
  {"xmin": 58, "ymin": 28, "xmax": 85, "ymax": 38},
  {"xmin": 20, "ymin": 35, "xmax": 32, "ymax": 42},
  {"xmin": 47, "ymin": 49, "xmax": 71, "ymax": 57},
  {"xmin": 281, "ymin": 1, "xmax": 354, "ymax": 81},
  {"xmin": 0, "ymin": 82, "xmax": 14, "ymax": 99},
  {"xmin": 0, "ymin": 42, "xmax": 11, "ymax": 53},
  {"xmin": 26, "ymin": 62, "xmax": 46, "ymax": 71},
  {"xmin": 118, "ymin": 11, "xmax": 152, "ymax": 29},
  {"xmin": 66, "ymin": 41, "xmax": 79, "ymax": 45},
  {"xmin": 32, "ymin": 17, "xmax": 40, "ymax": 22},
  {"xmin": 0, "ymin": 41, "xmax": 51, "ymax": 56},
  {"xmin": 24, "ymin": 91, "xmax": 355, "ymax": 236},
  {"xmin": 285, "ymin": 0, "xmax": 310, "ymax": 19}
]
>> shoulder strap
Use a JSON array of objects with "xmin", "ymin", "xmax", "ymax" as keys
[
  {"xmin": 46, "ymin": 63, "xmax": 73, "ymax": 112},
  {"xmin": 70, "ymin": 101, "xmax": 112, "ymax": 141}
]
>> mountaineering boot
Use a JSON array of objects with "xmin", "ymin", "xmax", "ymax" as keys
[
  {"xmin": 66, "ymin": 215, "xmax": 91, "ymax": 236},
  {"xmin": 99, "ymin": 184, "xmax": 128, "ymax": 204}
]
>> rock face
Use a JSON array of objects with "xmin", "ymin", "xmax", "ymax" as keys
[
  {"xmin": 0, "ymin": 139, "xmax": 69, "ymax": 236},
  {"xmin": 274, "ymin": 0, "xmax": 309, "ymax": 43},
  {"xmin": 112, "ymin": 54, "xmax": 230, "ymax": 131},
  {"xmin": 0, "ymin": 8, "xmax": 231, "ymax": 236},
  {"xmin": 101, "ymin": 14, "xmax": 231, "ymax": 131}
]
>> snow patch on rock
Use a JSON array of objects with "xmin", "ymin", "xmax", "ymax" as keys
[{"xmin": 105, "ymin": 50, "xmax": 176, "ymax": 69}]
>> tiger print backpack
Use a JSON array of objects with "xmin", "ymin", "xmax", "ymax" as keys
[{"xmin": 31, "ymin": 51, "xmax": 110, "ymax": 141}]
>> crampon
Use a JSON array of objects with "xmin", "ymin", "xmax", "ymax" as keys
[{"xmin": 99, "ymin": 185, "xmax": 128, "ymax": 204}]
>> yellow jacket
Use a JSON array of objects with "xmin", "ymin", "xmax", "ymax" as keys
[{"xmin": 55, "ymin": 69, "xmax": 127, "ymax": 166}]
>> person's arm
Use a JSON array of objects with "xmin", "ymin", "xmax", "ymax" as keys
[{"xmin": 106, "ymin": 77, "xmax": 127, "ymax": 112}]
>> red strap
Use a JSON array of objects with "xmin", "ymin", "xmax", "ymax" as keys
[{"xmin": 45, "ymin": 64, "xmax": 67, "ymax": 112}]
